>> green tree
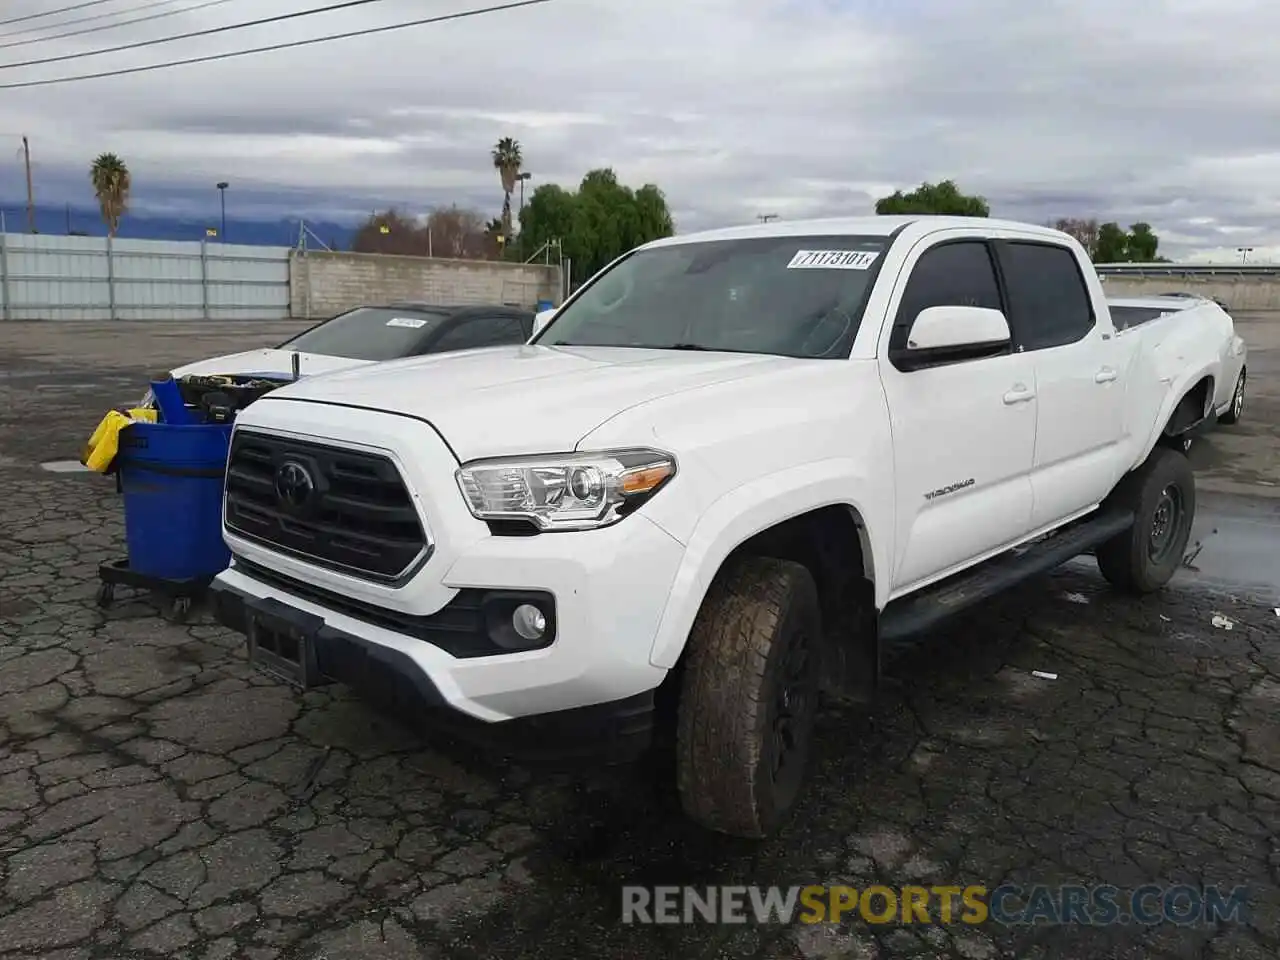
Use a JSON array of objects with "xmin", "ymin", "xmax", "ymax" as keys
[
  {"xmin": 518, "ymin": 168, "xmax": 675, "ymax": 284},
  {"xmin": 875, "ymin": 179, "xmax": 989, "ymax": 217},
  {"xmin": 89, "ymin": 152, "xmax": 131, "ymax": 237},
  {"xmin": 1092, "ymin": 221, "xmax": 1164, "ymax": 263},
  {"xmin": 1093, "ymin": 222, "xmax": 1129, "ymax": 262},
  {"xmin": 1126, "ymin": 222, "xmax": 1159, "ymax": 261},
  {"xmin": 491, "ymin": 137, "xmax": 523, "ymax": 244}
]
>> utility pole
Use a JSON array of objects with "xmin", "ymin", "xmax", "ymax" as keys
[{"xmin": 22, "ymin": 136, "xmax": 35, "ymax": 233}]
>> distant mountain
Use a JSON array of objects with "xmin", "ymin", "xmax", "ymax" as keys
[{"xmin": 0, "ymin": 202, "xmax": 356, "ymax": 250}]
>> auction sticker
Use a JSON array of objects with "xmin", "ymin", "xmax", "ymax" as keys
[
  {"xmin": 386, "ymin": 316, "xmax": 428, "ymax": 328},
  {"xmin": 786, "ymin": 249, "xmax": 878, "ymax": 270}
]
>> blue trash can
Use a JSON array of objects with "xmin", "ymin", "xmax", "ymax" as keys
[{"xmin": 116, "ymin": 420, "xmax": 234, "ymax": 581}]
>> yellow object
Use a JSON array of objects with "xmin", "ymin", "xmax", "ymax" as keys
[{"xmin": 81, "ymin": 407, "xmax": 158, "ymax": 474}]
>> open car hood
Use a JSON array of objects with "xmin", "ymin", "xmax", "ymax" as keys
[{"xmin": 168, "ymin": 348, "xmax": 375, "ymax": 382}]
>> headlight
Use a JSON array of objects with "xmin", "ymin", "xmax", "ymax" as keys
[{"xmin": 456, "ymin": 448, "xmax": 676, "ymax": 531}]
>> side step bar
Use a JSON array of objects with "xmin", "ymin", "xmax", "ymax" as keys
[{"xmin": 878, "ymin": 508, "xmax": 1135, "ymax": 644}]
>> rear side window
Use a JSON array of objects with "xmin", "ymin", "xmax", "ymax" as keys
[
  {"xmin": 891, "ymin": 241, "xmax": 1002, "ymax": 351},
  {"xmin": 999, "ymin": 242, "xmax": 1095, "ymax": 350}
]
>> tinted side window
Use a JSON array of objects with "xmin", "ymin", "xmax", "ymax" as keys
[
  {"xmin": 999, "ymin": 242, "xmax": 1094, "ymax": 350},
  {"xmin": 891, "ymin": 241, "xmax": 1002, "ymax": 352}
]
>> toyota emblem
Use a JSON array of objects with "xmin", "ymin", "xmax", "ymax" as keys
[{"xmin": 274, "ymin": 460, "xmax": 314, "ymax": 508}]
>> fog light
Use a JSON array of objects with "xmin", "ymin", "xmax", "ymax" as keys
[{"xmin": 512, "ymin": 603, "xmax": 546, "ymax": 641}]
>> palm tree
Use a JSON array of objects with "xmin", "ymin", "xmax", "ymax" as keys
[
  {"xmin": 491, "ymin": 137, "xmax": 522, "ymax": 243},
  {"xmin": 89, "ymin": 152, "xmax": 131, "ymax": 237}
]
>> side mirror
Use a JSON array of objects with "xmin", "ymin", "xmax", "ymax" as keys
[
  {"xmin": 893, "ymin": 305, "xmax": 1011, "ymax": 370},
  {"xmin": 532, "ymin": 308, "xmax": 557, "ymax": 337}
]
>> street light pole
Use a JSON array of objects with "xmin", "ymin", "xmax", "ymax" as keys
[
  {"xmin": 216, "ymin": 182, "xmax": 228, "ymax": 241},
  {"xmin": 1237, "ymin": 246, "xmax": 1253, "ymax": 264}
]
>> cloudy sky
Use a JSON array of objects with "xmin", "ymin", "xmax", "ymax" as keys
[{"xmin": 0, "ymin": 0, "xmax": 1276, "ymax": 260}]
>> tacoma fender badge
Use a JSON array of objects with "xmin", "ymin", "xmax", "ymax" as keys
[{"xmin": 924, "ymin": 478, "xmax": 975, "ymax": 500}]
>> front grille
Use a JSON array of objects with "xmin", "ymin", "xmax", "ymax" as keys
[{"xmin": 224, "ymin": 430, "xmax": 429, "ymax": 582}]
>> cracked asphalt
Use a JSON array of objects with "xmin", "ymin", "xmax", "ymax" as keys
[{"xmin": 0, "ymin": 318, "xmax": 1277, "ymax": 960}]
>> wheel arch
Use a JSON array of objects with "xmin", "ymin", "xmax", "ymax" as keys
[
  {"xmin": 1134, "ymin": 368, "xmax": 1216, "ymax": 464},
  {"xmin": 647, "ymin": 464, "xmax": 887, "ymax": 671}
]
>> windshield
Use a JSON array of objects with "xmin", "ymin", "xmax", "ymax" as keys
[
  {"xmin": 279, "ymin": 307, "xmax": 448, "ymax": 361},
  {"xmin": 536, "ymin": 234, "xmax": 890, "ymax": 359}
]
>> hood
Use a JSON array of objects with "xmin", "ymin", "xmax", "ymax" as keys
[
  {"xmin": 253, "ymin": 343, "xmax": 809, "ymax": 461},
  {"xmin": 170, "ymin": 348, "xmax": 375, "ymax": 381}
]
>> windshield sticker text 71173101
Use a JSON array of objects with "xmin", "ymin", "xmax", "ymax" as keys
[{"xmin": 786, "ymin": 249, "xmax": 879, "ymax": 270}]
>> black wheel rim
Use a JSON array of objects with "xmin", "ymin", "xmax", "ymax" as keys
[
  {"xmin": 769, "ymin": 625, "xmax": 815, "ymax": 789},
  {"xmin": 1147, "ymin": 482, "xmax": 1185, "ymax": 563}
]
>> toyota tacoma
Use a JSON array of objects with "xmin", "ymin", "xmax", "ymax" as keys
[{"xmin": 209, "ymin": 215, "xmax": 1225, "ymax": 838}]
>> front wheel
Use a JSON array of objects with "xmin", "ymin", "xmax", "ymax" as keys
[
  {"xmin": 1096, "ymin": 446, "xmax": 1196, "ymax": 593},
  {"xmin": 1218, "ymin": 368, "xmax": 1245, "ymax": 425},
  {"xmin": 674, "ymin": 556, "xmax": 822, "ymax": 838}
]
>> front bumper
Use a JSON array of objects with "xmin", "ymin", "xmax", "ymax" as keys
[
  {"xmin": 212, "ymin": 504, "xmax": 685, "ymax": 763},
  {"xmin": 209, "ymin": 571, "xmax": 661, "ymax": 763}
]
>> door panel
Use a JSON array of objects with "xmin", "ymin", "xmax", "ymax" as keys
[
  {"xmin": 881, "ymin": 236, "xmax": 1037, "ymax": 594},
  {"xmin": 882, "ymin": 352, "xmax": 1038, "ymax": 592},
  {"xmin": 995, "ymin": 241, "xmax": 1125, "ymax": 528}
]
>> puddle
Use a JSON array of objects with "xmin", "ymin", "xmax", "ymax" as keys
[
  {"xmin": 40, "ymin": 460, "xmax": 91, "ymax": 474},
  {"xmin": 1179, "ymin": 492, "xmax": 1280, "ymax": 599}
]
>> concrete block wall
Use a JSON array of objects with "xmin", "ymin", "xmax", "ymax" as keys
[
  {"xmin": 290, "ymin": 250, "xmax": 563, "ymax": 319},
  {"xmin": 1100, "ymin": 275, "xmax": 1280, "ymax": 311}
]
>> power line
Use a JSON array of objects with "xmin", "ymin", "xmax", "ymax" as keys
[
  {"xmin": 0, "ymin": 0, "xmax": 122, "ymax": 29},
  {"xmin": 0, "ymin": 0, "xmax": 241, "ymax": 50},
  {"xmin": 0, "ymin": 0, "xmax": 552, "ymax": 88},
  {"xmin": 1, "ymin": 0, "xmax": 399, "ymax": 70}
]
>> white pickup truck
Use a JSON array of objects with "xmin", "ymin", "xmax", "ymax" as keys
[{"xmin": 209, "ymin": 215, "xmax": 1230, "ymax": 839}]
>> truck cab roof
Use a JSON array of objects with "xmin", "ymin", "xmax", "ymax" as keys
[{"xmin": 639, "ymin": 215, "xmax": 1074, "ymax": 251}]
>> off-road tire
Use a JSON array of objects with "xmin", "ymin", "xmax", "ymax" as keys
[
  {"xmin": 674, "ymin": 555, "xmax": 822, "ymax": 838},
  {"xmin": 1096, "ymin": 446, "xmax": 1196, "ymax": 594},
  {"xmin": 1218, "ymin": 369, "xmax": 1245, "ymax": 425}
]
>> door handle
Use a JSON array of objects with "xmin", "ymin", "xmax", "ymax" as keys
[
  {"xmin": 1002, "ymin": 384, "xmax": 1035, "ymax": 404},
  {"xmin": 1095, "ymin": 367, "xmax": 1117, "ymax": 383}
]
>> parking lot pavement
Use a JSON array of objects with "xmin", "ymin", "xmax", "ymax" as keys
[{"xmin": 0, "ymin": 319, "xmax": 1277, "ymax": 960}]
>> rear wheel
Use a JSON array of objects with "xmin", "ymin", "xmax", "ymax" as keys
[
  {"xmin": 674, "ymin": 556, "xmax": 822, "ymax": 838},
  {"xmin": 1096, "ymin": 446, "xmax": 1196, "ymax": 593},
  {"xmin": 1219, "ymin": 369, "xmax": 1245, "ymax": 425}
]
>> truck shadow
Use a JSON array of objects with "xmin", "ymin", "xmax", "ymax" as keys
[{"xmin": 358, "ymin": 572, "xmax": 1089, "ymax": 955}]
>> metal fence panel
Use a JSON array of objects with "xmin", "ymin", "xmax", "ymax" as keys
[
  {"xmin": 0, "ymin": 232, "xmax": 291, "ymax": 321},
  {"xmin": 1095, "ymin": 263, "xmax": 1280, "ymax": 277}
]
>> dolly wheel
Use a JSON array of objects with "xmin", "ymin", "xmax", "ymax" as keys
[
  {"xmin": 95, "ymin": 583, "xmax": 114, "ymax": 609},
  {"xmin": 166, "ymin": 596, "xmax": 192, "ymax": 624},
  {"xmin": 1096, "ymin": 446, "xmax": 1196, "ymax": 594}
]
